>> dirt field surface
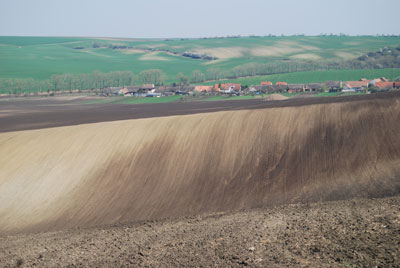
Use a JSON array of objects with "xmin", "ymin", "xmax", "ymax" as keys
[
  {"xmin": 0, "ymin": 196, "xmax": 399, "ymax": 268},
  {"xmin": 1, "ymin": 92, "xmax": 400, "ymax": 267},
  {"xmin": 0, "ymin": 92, "xmax": 399, "ymax": 132},
  {"xmin": 1, "ymin": 93, "xmax": 400, "ymax": 234}
]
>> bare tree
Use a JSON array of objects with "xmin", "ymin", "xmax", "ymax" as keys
[
  {"xmin": 140, "ymin": 69, "xmax": 165, "ymax": 85},
  {"xmin": 206, "ymin": 68, "xmax": 222, "ymax": 81},
  {"xmin": 191, "ymin": 70, "xmax": 205, "ymax": 83},
  {"xmin": 177, "ymin": 72, "xmax": 190, "ymax": 85}
]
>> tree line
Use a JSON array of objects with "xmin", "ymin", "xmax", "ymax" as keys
[{"xmin": 0, "ymin": 70, "xmax": 167, "ymax": 94}]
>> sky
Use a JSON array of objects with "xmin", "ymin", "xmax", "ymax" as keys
[{"xmin": 0, "ymin": 0, "xmax": 399, "ymax": 38}]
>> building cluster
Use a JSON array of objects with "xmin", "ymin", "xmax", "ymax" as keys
[
  {"xmin": 192, "ymin": 77, "xmax": 399, "ymax": 95},
  {"xmin": 112, "ymin": 77, "xmax": 399, "ymax": 97},
  {"xmin": 249, "ymin": 77, "xmax": 400, "ymax": 94},
  {"xmin": 193, "ymin": 83, "xmax": 242, "ymax": 94},
  {"xmin": 114, "ymin": 83, "xmax": 244, "ymax": 97}
]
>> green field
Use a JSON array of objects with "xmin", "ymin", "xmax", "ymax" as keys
[
  {"xmin": 1, "ymin": 35, "xmax": 400, "ymax": 82},
  {"xmin": 81, "ymin": 92, "xmax": 370, "ymax": 105}
]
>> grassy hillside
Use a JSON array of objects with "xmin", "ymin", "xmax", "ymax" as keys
[{"xmin": 1, "ymin": 36, "xmax": 400, "ymax": 82}]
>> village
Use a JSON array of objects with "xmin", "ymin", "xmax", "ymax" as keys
[{"xmin": 114, "ymin": 77, "xmax": 400, "ymax": 98}]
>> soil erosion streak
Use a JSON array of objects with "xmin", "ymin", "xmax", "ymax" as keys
[{"xmin": 0, "ymin": 96, "xmax": 400, "ymax": 233}]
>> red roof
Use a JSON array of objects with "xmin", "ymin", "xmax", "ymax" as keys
[
  {"xmin": 375, "ymin": 82, "xmax": 393, "ymax": 89},
  {"xmin": 194, "ymin": 86, "xmax": 213, "ymax": 92},
  {"xmin": 276, "ymin": 82, "xmax": 287, "ymax": 86},
  {"xmin": 261, "ymin": 81, "xmax": 272, "ymax": 86},
  {"xmin": 345, "ymin": 81, "xmax": 369, "ymax": 88},
  {"xmin": 220, "ymin": 83, "xmax": 242, "ymax": 91}
]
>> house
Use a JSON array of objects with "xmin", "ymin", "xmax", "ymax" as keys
[
  {"xmin": 194, "ymin": 86, "xmax": 213, "ymax": 93},
  {"xmin": 375, "ymin": 81, "xmax": 393, "ymax": 90},
  {"xmin": 370, "ymin": 79, "xmax": 382, "ymax": 86},
  {"xmin": 343, "ymin": 81, "xmax": 369, "ymax": 91},
  {"xmin": 138, "ymin": 84, "xmax": 156, "ymax": 94},
  {"xmin": 215, "ymin": 83, "xmax": 242, "ymax": 93},
  {"xmin": 276, "ymin": 82, "xmax": 287, "ymax": 86},
  {"xmin": 394, "ymin": 82, "xmax": 400, "ymax": 89},
  {"xmin": 270, "ymin": 84, "xmax": 287, "ymax": 93},
  {"xmin": 260, "ymin": 81, "xmax": 272, "ymax": 86},
  {"xmin": 287, "ymin": 84, "xmax": 304, "ymax": 93},
  {"xmin": 118, "ymin": 88, "xmax": 131, "ymax": 96},
  {"xmin": 325, "ymin": 81, "xmax": 342, "ymax": 92},
  {"xmin": 248, "ymin": 86, "xmax": 263, "ymax": 94},
  {"xmin": 223, "ymin": 83, "xmax": 242, "ymax": 91},
  {"xmin": 250, "ymin": 85, "xmax": 270, "ymax": 94},
  {"xmin": 305, "ymin": 83, "xmax": 323, "ymax": 92}
]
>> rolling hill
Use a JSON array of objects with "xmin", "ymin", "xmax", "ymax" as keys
[
  {"xmin": 1, "ymin": 35, "xmax": 400, "ymax": 84},
  {"xmin": 1, "ymin": 94, "xmax": 399, "ymax": 234}
]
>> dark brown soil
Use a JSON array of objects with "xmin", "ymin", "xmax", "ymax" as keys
[
  {"xmin": 1, "ymin": 196, "xmax": 399, "ymax": 268},
  {"xmin": 1, "ymin": 92, "xmax": 400, "ymax": 267},
  {"xmin": 1, "ymin": 91, "xmax": 399, "ymax": 133}
]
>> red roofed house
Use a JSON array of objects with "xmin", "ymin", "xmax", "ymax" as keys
[
  {"xmin": 370, "ymin": 78, "xmax": 382, "ymax": 85},
  {"xmin": 375, "ymin": 81, "xmax": 393, "ymax": 90},
  {"xmin": 194, "ymin": 85, "xmax": 213, "ymax": 93},
  {"xmin": 343, "ymin": 80, "xmax": 370, "ymax": 92},
  {"xmin": 223, "ymin": 83, "xmax": 242, "ymax": 91},
  {"xmin": 261, "ymin": 81, "xmax": 272, "ymax": 86},
  {"xmin": 287, "ymin": 84, "xmax": 304, "ymax": 93},
  {"xmin": 214, "ymin": 83, "xmax": 242, "ymax": 93},
  {"xmin": 276, "ymin": 82, "xmax": 288, "ymax": 86}
]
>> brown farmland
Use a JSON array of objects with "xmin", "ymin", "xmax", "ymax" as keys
[
  {"xmin": 1, "ymin": 94, "xmax": 400, "ymax": 234},
  {"xmin": 1, "ymin": 196, "xmax": 399, "ymax": 267},
  {"xmin": 1, "ymin": 92, "xmax": 399, "ymax": 133}
]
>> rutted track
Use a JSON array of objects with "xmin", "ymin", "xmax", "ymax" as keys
[{"xmin": 1, "ymin": 93, "xmax": 400, "ymax": 234}]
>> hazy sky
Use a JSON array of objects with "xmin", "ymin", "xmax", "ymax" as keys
[{"xmin": 1, "ymin": 0, "xmax": 399, "ymax": 38}]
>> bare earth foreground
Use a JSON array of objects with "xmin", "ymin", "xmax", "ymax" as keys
[
  {"xmin": 1, "ymin": 93, "xmax": 400, "ymax": 267},
  {"xmin": 1, "ymin": 196, "xmax": 399, "ymax": 268}
]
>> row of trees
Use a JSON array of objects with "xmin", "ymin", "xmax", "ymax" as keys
[{"xmin": 0, "ymin": 70, "xmax": 167, "ymax": 94}]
